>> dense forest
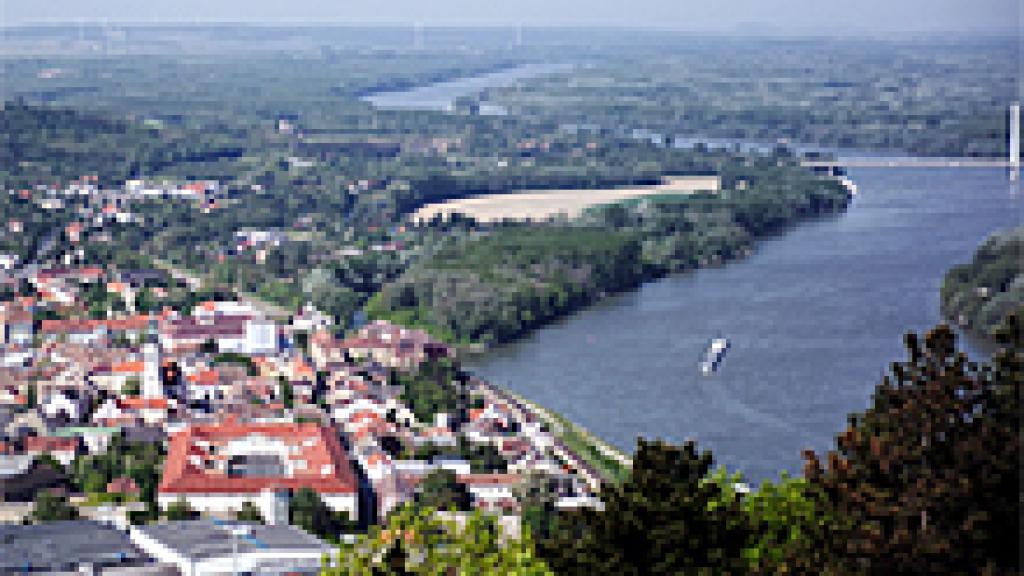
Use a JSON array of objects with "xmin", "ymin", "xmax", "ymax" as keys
[{"xmin": 941, "ymin": 226, "xmax": 1023, "ymax": 340}]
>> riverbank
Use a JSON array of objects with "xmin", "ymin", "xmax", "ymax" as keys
[
  {"xmin": 941, "ymin": 226, "xmax": 1024, "ymax": 342},
  {"xmin": 469, "ymin": 376, "xmax": 631, "ymax": 487}
]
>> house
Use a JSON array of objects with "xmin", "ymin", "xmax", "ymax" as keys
[
  {"xmin": 0, "ymin": 453, "xmax": 66, "ymax": 502},
  {"xmin": 130, "ymin": 520, "xmax": 332, "ymax": 576},
  {"xmin": 42, "ymin": 387, "xmax": 91, "ymax": 423},
  {"xmin": 4, "ymin": 409, "xmax": 51, "ymax": 442},
  {"xmin": 161, "ymin": 315, "xmax": 278, "ymax": 355},
  {"xmin": 23, "ymin": 435, "xmax": 82, "ymax": 467},
  {"xmin": 291, "ymin": 303, "xmax": 333, "ymax": 332},
  {"xmin": 0, "ymin": 303, "xmax": 33, "ymax": 347},
  {"xmin": 90, "ymin": 360, "xmax": 146, "ymax": 393},
  {"xmin": 158, "ymin": 422, "xmax": 358, "ymax": 522},
  {"xmin": 0, "ymin": 253, "xmax": 17, "ymax": 270},
  {"xmin": 107, "ymin": 476, "xmax": 141, "ymax": 497},
  {"xmin": 184, "ymin": 368, "xmax": 231, "ymax": 404},
  {"xmin": 338, "ymin": 320, "xmax": 453, "ymax": 370},
  {"xmin": 51, "ymin": 425, "xmax": 121, "ymax": 455},
  {"xmin": 94, "ymin": 397, "xmax": 174, "ymax": 427},
  {"xmin": 40, "ymin": 318, "xmax": 107, "ymax": 346},
  {"xmin": 0, "ymin": 520, "xmax": 156, "ymax": 574},
  {"xmin": 457, "ymin": 473, "xmax": 523, "ymax": 513}
]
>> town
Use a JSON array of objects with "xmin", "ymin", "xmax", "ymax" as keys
[{"xmin": 0, "ymin": 199, "xmax": 610, "ymax": 572}]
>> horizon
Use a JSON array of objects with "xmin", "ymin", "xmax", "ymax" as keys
[
  {"xmin": 1, "ymin": 0, "xmax": 1019, "ymax": 36},
  {"xmin": 1, "ymin": 21, "xmax": 1019, "ymax": 42}
]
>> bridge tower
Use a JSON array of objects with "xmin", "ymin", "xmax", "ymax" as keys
[{"xmin": 1011, "ymin": 102, "xmax": 1020, "ymax": 182}]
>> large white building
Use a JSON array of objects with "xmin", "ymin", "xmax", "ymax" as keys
[{"xmin": 158, "ymin": 422, "xmax": 358, "ymax": 523}]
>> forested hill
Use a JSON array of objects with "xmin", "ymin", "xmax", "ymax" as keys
[{"xmin": 942, "ymin": 226, "xmax": 1024, "ymax": 340}]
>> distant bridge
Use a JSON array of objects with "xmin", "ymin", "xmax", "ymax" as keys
[
  {"xmin": 801, "ymin": 158, "xmax": 1017, "ymax": 169},
  {"xmin": 803, "ymin": 102, "xmax": 1020, "ymax": 179}
]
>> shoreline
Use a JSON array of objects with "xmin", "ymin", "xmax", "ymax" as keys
[{"xmin": 469, "ymin": 375, "xmax": 631, "ymax": 488}]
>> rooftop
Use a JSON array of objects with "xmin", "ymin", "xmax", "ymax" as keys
[
  {"xmin": 0, "ymin": 520, "xmax": 146, "ymax": 572},
  {"xmin": 159, "ymin": 422, "xmax": 357, "ymax": 496},
  {"xmin": 132, "ymin": 520, "xmax": 331, "ymax": 561}
]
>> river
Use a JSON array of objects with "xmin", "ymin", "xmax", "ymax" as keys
[
  {"xmin": 362, "ymin": 62, "xmax": 570, "ymax": 114},
  {"xmin": 467, "ymin": 167, "xmax": 1021, "ymax": 482},
  {"xmin": 364, "ymin": 67, "xmax": 1023, "ymax": 483}
]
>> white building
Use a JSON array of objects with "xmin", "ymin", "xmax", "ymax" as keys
[
  {"xmin": 130, "ymin": 520, "xmax": 333, "ymax": 576},
  {"xmin": 158, "ymin": 422, "xmax": 358, "ymax": 522}
]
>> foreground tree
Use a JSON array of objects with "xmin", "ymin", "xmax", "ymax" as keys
[
  {"xmin": 738, "ymin": 472, "xmax": 830, "ymax": 574},
  {"xmin": 802, "ymin": 319, "xmax": 1021, "ymax": 574},
  {"xmin": 540, "ymin": 439, "xmax": 749, "ymax": 575},
  {"xmin": 327, "ymin": 506, "xmax": 552, "ymax": 575}
]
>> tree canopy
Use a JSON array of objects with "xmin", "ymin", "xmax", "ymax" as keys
[
  {"xmin": 540, "ymin": 439, "xmax": 749, "ymax": 575},
  {"xmin": 799, "ymin": 319, "xmax": 1021, "ymax": 574},
  {"xmin": 328, "ymin": 506, "xmax": 552, "ymax": 575}
]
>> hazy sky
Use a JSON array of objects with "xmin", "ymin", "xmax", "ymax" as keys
[{"xmin": 1, "ymin": 0, "xmax": 1019, "ymax": 34}]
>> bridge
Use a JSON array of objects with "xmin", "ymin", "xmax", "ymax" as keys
[
  {"xmin": 802, "ymin": 102, "xmax": 1020, "ymax": 180},
  {"xmin": 801, "ymin": 158, "xmax": 1016, "ymax": 169}
]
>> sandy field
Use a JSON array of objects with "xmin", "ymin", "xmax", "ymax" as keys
[{"xmin": 412, "ymin": 175, "xmax": 721, "ymax": 223}]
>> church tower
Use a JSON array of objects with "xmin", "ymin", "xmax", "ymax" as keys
[{"xmin": 142, "ymin": 318, "xmax": 163, "ymax": 398}]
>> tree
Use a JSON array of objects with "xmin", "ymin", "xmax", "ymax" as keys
[
  {"xmin": 25, "ymin": 382, "xmax": 37, "ymax": 409},
  {"xmin": 540, "ymin": 439, "xmax": 749, "ymax": 575},
  {"xmin": 280, "ymin": 377, "xmax": 294, "ymax": 410},
  {"xmin": 738, "ymin": 472, "xmax": 829, "ymax": 574},
  {"xmin": 163, "ymin": 498, "xmax": 198, "ymax": 521},
  {"xmin": 801, "ymin": 320, "xmax": 1021, "ymax": 574},
  {"xmin": 235, "ymin": 501, "xmax": 265, "ymax": 524},
  {"xmin": 328, "ymin": 506, "xmax": 552, "ymax": 575},
  {"xmin": 415, "ymin": 469, "xmax": 472, "ymax": 512},
  {"xmin": 289, "ymin": 487, "xmax": 355, "ymax": 542},
  {"xmin": 32, "ymin": 491, "xmax": 78, "ymax": 522},
  {"xmin": 516, "ymin": 471, "xmax": 561, "ymax": 546},
  {"xmin": 122, "ymin": 378, "xmax": 141, "ymax": 397}
]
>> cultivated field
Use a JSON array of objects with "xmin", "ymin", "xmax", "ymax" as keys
[{"xmin": 412, "ymin": 175, "xmax": 721, "ymax": 223}]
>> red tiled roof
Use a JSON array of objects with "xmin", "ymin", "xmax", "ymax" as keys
[
  {"xmin": 111, "ymin": 361, "xmax": 145, "ymax": 374},
  {"xmin": 187, "ymin": 370, "xmax": 220, "ymax": 386},
  {"xmin": 159, "ymin": 422, "xmax": 357, "ymax": 496},
  {"xmin": 41, "ymin": 316, "xmax": 154, "ymax": 334},
  {"xmin": 117, "ymin": 397, "xmax": 170, "ymax": 410},
  {"xmin": 107, "ymin": 476, "xmax": 140, "ymax": 494},
  {"xmin": 457, "ymin": 473, "xmax": 521, "ymax": 486},
  {"xmin": 24, "ymin": 436, "xmax": 79, "ymax": 453}
]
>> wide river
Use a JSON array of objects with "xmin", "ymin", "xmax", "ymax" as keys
[{"xmin": 366, "ymin": 67, "xmax": 1024, "ymax": 482}]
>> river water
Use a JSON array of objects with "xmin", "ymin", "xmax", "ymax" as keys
[
  {"xmin": 467, "ymin": 167, "xmax": 1021, "ymax": 482},
  {"xmin": 362, "ymin": 62, "xmax": 570, "ymax": 114},
  {"xmin": 365, "ymin": 66, "xmax": 1023, "ymax": 482}
]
